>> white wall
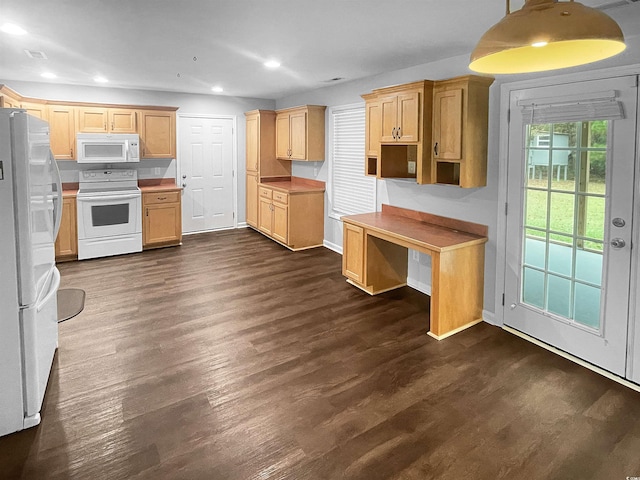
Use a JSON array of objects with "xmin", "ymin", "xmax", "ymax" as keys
[
  {"xmin": 0, "ymin": 79, "xmax": 276, "ymax": 223},
  {"xmin": 275, "ymin": 26, "xmax": 640, "ymax": 321}
]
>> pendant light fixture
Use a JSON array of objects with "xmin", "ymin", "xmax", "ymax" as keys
[{"xmin": 469, "ymin": 0, "xmax": 626, "ymax": 74}]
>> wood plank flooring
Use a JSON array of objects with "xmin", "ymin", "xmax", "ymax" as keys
[{"xmin": 1, "ymin": 228, "xmax": 640, "ymax": 479}]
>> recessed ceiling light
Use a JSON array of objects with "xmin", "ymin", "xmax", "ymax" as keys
[
  {"xmin": 1, "ymin": 23, "xmax": 27, "ymax": 35},
  {"xmin": 264, "ymin": 60, "xmax": 281, "ymax": 69},
  {"xmin": 93, "ymin": 76, "xmax": 108, "ymax": 83},
  {"xmin": 211, "ymin": 86, "xmax": 223, "ymax": 93},
  {"xmin": 41, "ymin": 72, "xmax": 57, "ymax": 79}
]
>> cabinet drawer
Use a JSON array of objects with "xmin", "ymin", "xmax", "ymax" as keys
[
  {"xmin": 272, "ymin": 191, "xmax": 288, "ymax": 205},
  {"xmin": 144, "ymin": 191, "xmax": 180, "ymax": 205},
  {"xmin": 259, "ymin": 187, "xmax": 272, "ymax": 199}
]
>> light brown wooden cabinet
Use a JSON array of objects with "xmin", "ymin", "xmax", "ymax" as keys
[
  {"xmin": 342, "ymin": 223, "xmax": 364, "ymax": 284},
  {"xmin": 361, "ymin": 75, "xmax": 492, "ymax": 187},
  {"xmin": 55, "ymin": 196, "xmax": 78, "ymax": 261},
  {"xmin": 275, "ymin": 105, "xmax": 326, "ymax": 161},
  {"xmin": 257, "ymin": 181, "xmax": 324, "ymax": 251},
  {"xmin": 246, "ymin": 172, "xmax": 259, "ymax": 228},
  {"xmin": 48, "ymin": 105, "xmax": 76, "ymax": 160},
  {"xmin": 0, "ymin": 88, "xmax": 21, "ymax": 108},
  {"xmin": 431, "ymin": 75, "xmax": 494, "ymax": 188},
  {"xmin": 139, "ymin": 110, "xmax": 176, "ymax": 158},
  {"xmin": 21, "ymin": 102, "xmax": 48, "ymax": 120},
  {"xmin": 245, "ymin": 110, "xmax": 290, "ymax": 229},
  {"xmin": 142, "ymin": 189, "xmax": 182, "ymax": 248},
  {"xmin": 77, "ymin": 107, "xmax": 137, "ymax": 133}
]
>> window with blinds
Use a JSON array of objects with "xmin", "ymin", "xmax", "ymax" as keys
[{"xmin": 329, "ymin": 104, "xmax": 376, "ymax": 219}]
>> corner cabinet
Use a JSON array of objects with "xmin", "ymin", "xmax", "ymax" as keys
[
  {"xmin": 431, "ymin": 75, "xmax": 494, "ymax": 188},
  {"xmin": 139, "ymin": 110, "xmax": 177, "ymax": 159},
  {"xmin": 142, "ymin": 189, "xmax": 182, "ymax": 249},
  {"xmin": 275, "ymin": 105, "xmax": 326, "ymax": 161},
  {"xmin": 361, "ymin": 75, "xmax": 493, "ymax": 187},
  {"xmin": 55, "ymin": 195, "xmax": 78, "ymax": 262}
]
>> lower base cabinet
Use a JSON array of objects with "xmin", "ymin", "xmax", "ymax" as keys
[
  {"xmin": 246, "ymin": 173, "xmax": 258, "ymax": 228},
  {"xmin": 342, "ymin": 223, "xmax": 364, "ymax": 283},
  {"xmin": 142, "ymin": 190, "xmax": 182, "ymax": 249},
  {"xmin": 55, "ymin": 196, "xmax": 77, "ymax": 262},
  {"xmin": 257, "ymin": 185, "xmax": 323, "ymax": 250}
]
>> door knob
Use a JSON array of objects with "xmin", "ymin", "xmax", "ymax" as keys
[
  {"xmin": 610, "ymin": 238, "xmax": 626, "ymax": 249},
  {"xmin": 182, "ymin": 174, "xmax": 187, "ymax": 179},
  {"xmin": 182, "ymin": 183, "xmax": 187, "ymax": 188},
  {"xmin": 510, "ymin": 303, "xmax": 517, "ymax": 310}
]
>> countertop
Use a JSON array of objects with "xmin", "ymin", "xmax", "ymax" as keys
[
  {"xmin": 139, "ymin": 179, "xmax": 182, "ymax": 192},
  {"xmin": 259, "ymin": 176, "xmax": 325, "ymax": 194}
]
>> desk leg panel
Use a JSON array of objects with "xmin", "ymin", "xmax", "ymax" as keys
[{"xmin": 430, "ymin": 244, "xmax": 485, "ymax": 338}]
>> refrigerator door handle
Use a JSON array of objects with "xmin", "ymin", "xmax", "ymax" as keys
[
  {"xmin": 36, "ymin": 267, "xmax": 60, "ymax": 313},
  {"xmin": 49, "ymin": 149, "xmax": 63, "ymax": 241}
]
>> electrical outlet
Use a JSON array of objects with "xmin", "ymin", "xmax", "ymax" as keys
[
  {"xmin": 154, "ymin": 167, "xmax": 161, "ymax": 175},
  {"xmin": 407, "ymin": 160, "xmax": 416, "ymax": 174}
]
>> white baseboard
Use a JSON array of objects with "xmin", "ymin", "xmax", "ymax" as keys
[
  {"xmin": 323, "ymin": 239, "xmax": 342, "ymax": 254},
  {"xmin": 407, "ymin": 277, "xmax": 431, "ymax": 296},
  {"xmin": 483, "ymin": 310, "xmax": 498, "ymax": 325},
  {"xmin": 237, "ymin": 222, "xmax": 248, "ymax": 228}
]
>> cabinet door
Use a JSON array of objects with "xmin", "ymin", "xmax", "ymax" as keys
[
  {"xmin": 77, "ymin": 107, "xmax": 108, "ymax": 133},
  {"xmin": 55, "ymin": 197, "xmax": 77, "ymax": 259},
  {"xmin": 140, "ymin": 110, "xmax": 176, "ymax": 158},
  {"xmin": 48, "ymin": 106, "xmax": 76, "ymax": 160},
  {"xmin": 275, "ymin": 113, "xmax": 291, "ymax": 159},
  {"xmin": 397, "ymin": 91, "xmax": 420, "ymax": 142},
  {"xmin": 109, "ymin": 109, "xmax": 137, "ymax": 133},
  {"xmin": 365, "ymin": 100, "xmax": 381, "ymax": 158},
  {"xmin": 144, "ymin": 203, "xmax": 181, "ymax": 246},
  {"xmin": 21, "ymin": 102, "xmax": 48, "ymax": 120},
  {"xmin": 433, "ymin": 88, "xmax": 463, "ymax": 161},
  {"xmin": 343, "ymin": 223, "xmax": 364, "ymax": 284},
  {"xmin": 1, "ymin": 94, "xmax": 20, "ymax": 108},
  {"xmin": 246, "ymin": 114, "xmax": 259, "ymax": 172},
  {"xmin": 246, "ymin": 173, "xmax": 258, "ymax": 228},
  {"xmin": 288, "ymin": 111, "xmax": 307, "ymax": 160},
  {"xmin": 379, "ymin": 95, "xmax": 398, "ymax": 142},
  {"xmin": 272, "ymin": 202, "xmax": 288, "ymax": 244},
  {"xmin": 258, "ymin": 197, "xmax": 273, "ymax": 235}
]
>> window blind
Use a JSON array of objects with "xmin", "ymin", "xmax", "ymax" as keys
[
  {"xmin": 330, "ymin": 105, "xmax": 375, "ymax": 217},
  {"xmin": 518, "ymin": 90, "xmax": 625, "ymax": 124}
]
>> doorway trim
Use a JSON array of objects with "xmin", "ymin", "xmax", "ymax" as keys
[
  {"xmin": 177, "ymin": 113, "xmax": 238, "ymax": 233},
  {"xmin": 495, "ymin": 63, "xmax": 640, "ymax": 382}
]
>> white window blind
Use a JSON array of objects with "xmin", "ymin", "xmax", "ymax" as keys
[
  {"xmin": 329, "ymin": 104, "xmax": 375, "ymax": 218},
  {"xmin": 518, "ymin": 90, "xmax": 625, "ymax": 124}
]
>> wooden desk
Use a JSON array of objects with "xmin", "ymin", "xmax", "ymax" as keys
[{"xmin": 342, "ymin": 205, "xmax": 488, "ymax": 340}]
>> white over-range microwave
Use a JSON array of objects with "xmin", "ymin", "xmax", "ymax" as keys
[{"xmin": 76, "ymin": 133, "xmax": 140, "ymax": 163}]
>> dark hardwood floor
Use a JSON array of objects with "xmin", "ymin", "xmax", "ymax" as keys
[{"xmin": 1, "ymin": 229, "xmax": 640, "ymax": 479}]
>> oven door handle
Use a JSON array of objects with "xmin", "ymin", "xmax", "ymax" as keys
[{"xmin": 78, "ymin": 194, "xmax": 141, "ymax": 202}]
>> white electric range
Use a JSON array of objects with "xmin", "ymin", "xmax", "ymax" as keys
[{"xmin": 76, "ymin": 169, "xmax": 142, "ymax": 260}]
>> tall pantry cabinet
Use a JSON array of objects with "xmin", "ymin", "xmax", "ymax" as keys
[{"xmin": 245, "ymin": 110, "xmax": 290, "ymax": 227}]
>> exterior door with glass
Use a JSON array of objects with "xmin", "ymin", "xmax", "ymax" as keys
[{"xmin": 504, "ymin": 76, "xmax": 638, "ymax": 377}]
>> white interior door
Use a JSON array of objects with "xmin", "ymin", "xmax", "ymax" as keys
[
  {"xmin": 504, "ymin": 76, "xmax": 638, "ymax": 377},
  {"xmin": 179, "ymin": 116, "xmax": 235, "ymax": 233}
]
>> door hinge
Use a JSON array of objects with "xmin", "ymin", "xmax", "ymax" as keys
[
  {"xmin": 505, "ymin": 202, "xmax": 508, "ymax": 215},
  {"xmin": 507, "ymin": 108, "xmax": 511, "ymax": 123},
  {"xmin": 502, "ymin": 293, "xmax": 505, "ymax": 306},
  {"xmin": 233, "ymin": 211, "xmax": 235, "ymax": 219}
]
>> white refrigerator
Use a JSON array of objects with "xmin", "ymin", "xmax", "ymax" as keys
[{"xmin": 0, "ymin": 109, "xmax": 62, "ymax": 437}]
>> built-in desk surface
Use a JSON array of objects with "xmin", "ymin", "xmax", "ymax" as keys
[{"xmin": 342, "ymin": 205, "xmax": 488, "ymax": 340}]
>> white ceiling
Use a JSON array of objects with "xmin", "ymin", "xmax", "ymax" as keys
[{"xmin": 1, "ymin": 0, "xmax": 639, "ymax": 100}]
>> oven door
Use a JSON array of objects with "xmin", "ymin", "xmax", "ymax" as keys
[{"xmin": 77, "ymin": 193, "xmax": 141, "ymax": 239}]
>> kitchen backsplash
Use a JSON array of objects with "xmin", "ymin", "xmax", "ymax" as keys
[{"xmin": 56, "ymin": 159, "xmax": 176, "ymax": 183}]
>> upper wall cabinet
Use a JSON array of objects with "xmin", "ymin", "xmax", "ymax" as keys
[
  {"xmin": 431, "ymin": 75, "xmax": 494, "ymax": 188},
  {"xmin": 48, "ymin": 105, "xmax": 76, "ymax": 160},
  {"xmin": 275, "ymin": 105, "xmax": 326, "ymax": 161},
  {"xmin": 361, "ymin": 75, "xmax": 493, "ymax": 188},
  {"xmin": 77, "ymin": 107, "xmax": 137, "ymax": 134},
  {"xmin": 245, "ymin": 109, "xmax": 290, "ymax": 177},
  {"xmin": 362, "ymin": 81, "xmax": 434, "ymax": 183},
  {"xmin": 138, "ymin": 110, "xmax": 176, "ymax": 159}
]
